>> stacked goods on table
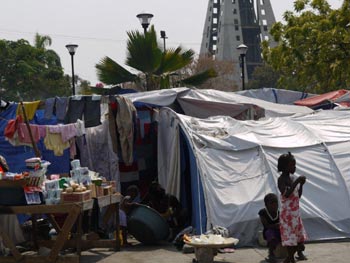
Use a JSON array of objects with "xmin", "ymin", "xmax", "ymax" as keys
[
  {"xmin": 0, "ymin": 157, "xmax": 118, "ymax": 205},
  {"xmin": 25, "ymin": 157, "xmax": 41, "ymax": 169},
  {"xmin": 0, "ymin": 157, "xmax": 49, "ymax": 205},
  {"xmin": 60, "ymin": 181, "xmax": 91, "ymax": 203},
  {"xmin": 57, "ymin": 159, "xmax": 117, "ymax": 203},
  {"xmin": 45, "ymin": 159, "xmax": 92, "ymax": 204},
  {"xmin": 44, "ymin": 179, "xmax": 62, "ymax": 204},
  {"xmin": 89, "ymin": 178, "xmax": 116, "ymax": 198}
]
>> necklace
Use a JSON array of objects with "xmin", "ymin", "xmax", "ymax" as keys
[{"xmin": 265, "ymin": 208, "xmax": 279, "ymax": 221}]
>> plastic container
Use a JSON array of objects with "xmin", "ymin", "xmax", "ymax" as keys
[{"xmin": 127, "ymin": 205, "xmax": 170, "ymax": 245}]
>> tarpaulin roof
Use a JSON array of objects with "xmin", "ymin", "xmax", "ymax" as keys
[{"xmin": 294, "ymin": 89, "xmax": 349, "ymax": 107}]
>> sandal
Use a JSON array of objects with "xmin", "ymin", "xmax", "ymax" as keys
[
  {"xmin": 295, "ymin": 254, "xmax": 308, "ymax": 260},
  {"xmin": 218, "ymin": 248, "xmax": 235, "ymax": 253}
]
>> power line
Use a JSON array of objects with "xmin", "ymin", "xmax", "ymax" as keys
[
  {"xmin": 0, "ymin": 27, "xmax": 202, "ymax": 46},
  {"xmin": 0, "ymin": 28, "xmax": 125, "ymax": 43}
]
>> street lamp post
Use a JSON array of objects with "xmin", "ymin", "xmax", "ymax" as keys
[
  {"xmin": 236, "ymin": 44, "xmax": 248, "ymax": 90},
  {"xmin": 136, "ymin": 12, "xmax": 154, "ymax": 34},
  {"xmin": 136, "ymin": 12, "xmax": 153, "ymax": 91},
  {"xmin": 160, "ymin": 30, "xmax": 167, "ymax": 52},
  {"xmin": 65, "ymin": 44, "xmax": 78, "ymax": 96}
]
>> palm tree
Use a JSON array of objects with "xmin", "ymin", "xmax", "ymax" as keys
[
  {"xmin": 34, "ymin": 33, "xmax": 62, "ymax": 68},
  {"xmin": 96, "ymin": 26, "xmax": 216, "ymax": 91},
  {"xmin": 34, "ymin": 33, "xmax": 52, "ymax": 49}
]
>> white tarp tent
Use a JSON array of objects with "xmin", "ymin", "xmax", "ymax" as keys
[
  {"xmin": 176, "ymin": 89, "xmax": 313, "ymax": 119},
  {"xmin": 158, "ymin": 108, "xmax": 350, "ymax": 246},
  {"xmin": 120, "ymin": 88, "xmax": 314, "ymax": 118},
  {"xmin": 236, "ymin": 87, "xmax": 315, "ymax": 105}
]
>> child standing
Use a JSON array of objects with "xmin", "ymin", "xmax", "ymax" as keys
[{"xmin": 277, "ymin": 152, "xmax": 307, "ymax": 263}]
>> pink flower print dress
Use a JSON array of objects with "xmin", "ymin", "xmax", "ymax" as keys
[{"xmin": 279, "ymin": 184, "xmax": 307, "ymax": 246}]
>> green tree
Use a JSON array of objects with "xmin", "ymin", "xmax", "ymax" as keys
[
  {"xmin": 246, "ymin": 64, "xmax": 280, "ymax": 90},
  {"xmin": 262, "ymin": 0, "xmax": 350, "ymax": 93},
  {"xmin": 0, "ymin": 37, "xmax": 70, "ymax": 101},
  {"xmin": 96, "ymin": 26, "xmax": 216, "ymax": 91}
]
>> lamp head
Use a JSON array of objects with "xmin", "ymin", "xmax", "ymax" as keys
[
  {"xmin": 160, "ymin": 30, "xmax": 166, "ymax": 38},
  {"xmin": 237, "ymin": 44, "xmax": 248, "ymax": 55},
  {"xmin": 136, "ymin": 12, "xmax": 154, "ymax": 30},
  {"xmin": 65, "ymin": 44, "xmax": 78, "ymax": 55}
]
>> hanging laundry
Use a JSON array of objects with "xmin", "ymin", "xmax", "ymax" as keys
[
  {"xmin": 116, "ymin": 96, "xmax": 137, "ymax": 165},
  {"xmin": 16, "ymin": 101, "xmax": 41, "ymax": 120},
  {"xmin": 65, "ymin": 96, "xmax": 101, "ymax": 128}
]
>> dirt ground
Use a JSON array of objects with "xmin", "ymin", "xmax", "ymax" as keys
[{"xmin": 80, "ymin": 239, "xmax": 350, "ymax": 263}]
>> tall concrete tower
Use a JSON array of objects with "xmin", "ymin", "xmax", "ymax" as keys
[{"xmin": 200, "ymin": 0, "xmax": 277, "ymax": 89}]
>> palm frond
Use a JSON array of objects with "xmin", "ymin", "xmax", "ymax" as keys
[
  {"xmin": 34, "ymin": 33, "xmax": 52, "ymax": 49},
  {"xmin": 155, "ymin": 47, "xmax": 194, "ymax": 75},
  {"xmin": 95, "ymin": 56, "xmax": 137, "ymax": 85},
  {"xmin": 126, "ymin": 26, "xmax": 162, "ymax": 73}
]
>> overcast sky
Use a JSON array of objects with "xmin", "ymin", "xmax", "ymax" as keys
[{"xmin": 0, "ymin": 0, "xmax": 343, "ymax": 86}]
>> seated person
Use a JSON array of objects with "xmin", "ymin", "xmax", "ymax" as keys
[
  {"xmin": 167, "ymin": 195, "xmax": 188, "ymax": 229},
  {"xmin": 0, "ymin": 155, "xmax": 26, "ymax": 254},
  {"xmin": 143, "ymin": 182, "xmax": 189, "ymax": 239},
  {"xmin": 0, "ymin": 155, "xmax": 9, "ymax": 174},
  {"xmin": 166, "ymin": 194, "xmax": 189, "ymax": 240},
  {"xmin": 258, "ymin": 193, "xmax": 307, "ymax": 263},
  {"xmin": 142, "ymin": 182, "xmax": 168, "ymax": 214},
  {"xmin": 119, "ymin": 185, "xmax": 141, "ymax": 246},
  {"xmin": 125, "ymin": 185, "xmax": 141, "ymax": 204},
  {"xmin": 119, "ymin": 198, "xmax": 130, "ymax": 246}
]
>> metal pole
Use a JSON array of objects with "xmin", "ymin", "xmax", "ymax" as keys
[
  {"xmin": 20, "ymin": 101, "xmax": 41, "ymax": 158},
  {"xmin": 241, "ymin": 54, "xmax": 245, "ymax": 90},
  {"xmin": 70, "ymin": 54, "xmax": 75, "ymax": 96},
  {"xmin": 142, "ymin": 24, "xmax": 148, "ymax": 35}
]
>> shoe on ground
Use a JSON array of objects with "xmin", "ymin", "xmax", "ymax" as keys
[{"xmin": 296, "ymin": 252, "xmax": 308, "ymax": 261}]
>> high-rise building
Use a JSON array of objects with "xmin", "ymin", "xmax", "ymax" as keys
[{"xmin": 200, "ymin": 0, "xmax": 277, "ymax": 89}]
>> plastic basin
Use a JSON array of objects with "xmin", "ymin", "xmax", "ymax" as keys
[{"xmin": 127, "ymin": 204, "xmax": 169, "ymax": 245}]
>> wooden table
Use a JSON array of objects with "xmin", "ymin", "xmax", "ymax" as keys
[{"xmin": 0, "ymin": 193, "xmax": 121, "ymax": 263}]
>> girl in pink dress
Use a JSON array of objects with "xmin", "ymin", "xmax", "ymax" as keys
[{"xmin": 277, "ymin": 152, "xmax": 307, "ymax": 263}]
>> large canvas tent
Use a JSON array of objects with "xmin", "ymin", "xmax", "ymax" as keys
[{"xmin": 158, "ymin": 107, "xmax": 350, "ymax": 246}]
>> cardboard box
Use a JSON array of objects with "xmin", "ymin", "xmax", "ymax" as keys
[
  {"xmin": 96, "ymin": 186, "xmax": 104, "ymax": 197},
  {"xmin": 103, "ymin": 185, "xmax": 112, "ymax": 196},
  {"xmin": 108, "ymin": 181, "xmax": 117, "ymax": 193},
  {"xmin": 61, "ymin": 190, "xmax": 92, "ymax": 203},
  {"xmin": 88, "ymin": 182, "xmax": 113, "ymax": 197},
  {"xmin": 87, "ymin": 184, "xmax": 97, "ymax": 198}
]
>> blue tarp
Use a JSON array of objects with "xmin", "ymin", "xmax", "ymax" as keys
[
  {"xmin": 180, "ymin": 129, "xmax": 207, "ymax": 234},
  {"xmin": 0, "ymin": 103, "xmax": 70, "ymax": 174}
]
